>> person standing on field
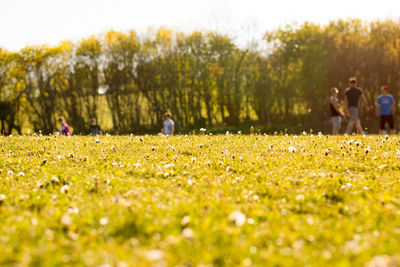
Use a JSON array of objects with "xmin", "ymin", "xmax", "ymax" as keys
[
  {"xmin": 344, "ymin": 77, "xmax": 370, "ymax": 135},
  {"xmin": 376, "ymin": 85, "xmax": 395, "ymax": 135},
  {"xmin": 163, "ymin": 112, "xmax": 175, "ymax": 136},
  {"xmin": 330, "ymin": 87, "xmax": 344, "ymax": 135},
  {"xmin": 89, "ymin": 117, "xmax": 102, "ymax": 136}
]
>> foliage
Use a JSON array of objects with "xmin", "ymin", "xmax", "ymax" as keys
[{"xmin": 1, "ymin": 19, "xmax": 400, "ymax": 134}]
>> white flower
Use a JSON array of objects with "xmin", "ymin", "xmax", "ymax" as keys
[
  {"xmin": 200, "ymin": 128, "xmax": 206, "ymax": 132},
  {"xmin": 67, "ymin": 207, "xmax": 79, "ymax": 214},
  {"xmin": 146, "ymin": 249, "xmax": 164, "ymax": 261},
  {"xmin": 288, "ymin": 146, "xmax": 297, "ymax": 153},
  {"xmin": 51, "ymin": 175, "xmax": 60, "ymax": 183},
  {"xmin": 61, "ymin": 214, "xmax": 72, "ymax": 226},
  {"xmin": 182, "ymin": 228, "xmax": 195, "ymax": 239},
  {"xmin": 229, "ymin": 210, "xmax": 246, "ymax": 226},
  {"xmin": 366, "ymin": 255, "xmax": 390, "ymax": 267},
  {"xmin": 96, "ymin": 139, "xmax": 100, "ymax": 143},
  {"xmin": 68, "ymin": 230, "xmax": 79, "ymax": 240},
  {"xmin": 61, "ymin": 185, "xmax": 70, "ymax": 194},
  {"xmin": 17, "ymin": 172, "xmax": 25, "ymax": 177},
  {"xmin": 343, "ymin": 239, "xmax": 361, "ymax": 254},
  {"xmin": 99, "ymin": 217, "xmax": 109, "ymax": 226},
  {"xmin": 181, "ymin": 216, "xmax": 190, "ymax": 225},
  {"xmin": 244, "ymin": 258, "xmax": 252, "ymax": 266},
  {"xmin": 117, "ymin": 261, "xmax": 128, "ymax": 267},
  {"xmin": 31, "ymin": 217, "xmax": 38, "ymax": 226},
  {"xmin": 164, "ymin": 163, "xmax": 175, "ymax": 168}
]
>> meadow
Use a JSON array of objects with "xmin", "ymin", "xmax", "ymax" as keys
[{"xmin": 1, "ymin": 133, "xmax": 400, "ymax": 266}]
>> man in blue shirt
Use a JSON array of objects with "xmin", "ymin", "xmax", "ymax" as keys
[{"xmin": 376, "ymin": 85, "xmax": 395, "ymax": 134}]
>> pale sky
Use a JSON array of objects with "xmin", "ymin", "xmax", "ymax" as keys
[{"xmin": 0, "ymin": 0, "xmax": 399, "ymax": 51}]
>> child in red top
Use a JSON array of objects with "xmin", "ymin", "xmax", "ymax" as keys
[{"xmin": 58, "ymin": 116, "xmax": 71, "ymax": 136}]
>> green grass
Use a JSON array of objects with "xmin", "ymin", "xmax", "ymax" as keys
[{"xmin": 1, "ymin": 134, "xmax": 400, "ymax": 266}]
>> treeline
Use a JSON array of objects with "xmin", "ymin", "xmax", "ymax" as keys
[{"xmin": 1, "ymin": 19, "xmax": 400, "ymax": 134}]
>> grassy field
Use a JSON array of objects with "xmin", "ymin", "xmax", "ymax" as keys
[{"xmin": 1, "ymin": 133, "xmax": 400, "ymax": 266}]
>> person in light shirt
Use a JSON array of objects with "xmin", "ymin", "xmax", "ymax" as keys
[
  {"xmin": 376, "ymin": 85, "xmax": 395, "ymax": 135},
  {"xmin": 163, "ymin": 112, "xmax": 175, "ymax": 136}
]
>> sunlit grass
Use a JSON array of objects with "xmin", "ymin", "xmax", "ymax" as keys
[{"xmin": 1, "ymin": 134, "xmax": 400, "ymax": 266}]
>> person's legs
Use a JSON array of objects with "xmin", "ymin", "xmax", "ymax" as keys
[
  {"xmin": 355, "ymin": 120, "xmax": 365, "ymax": 135},
  {"xmin": 333, "ymin": 126, "xmax": 339, "ymax": 135},
  {"xmin": 333, "ymin": 127, "xmax": 339, "ymax": 135},
  {"xmin": 346, "ymin": 107, "xmax": 359, "ymax": 134},
  {"xmin": 388, "ymin": 115, "xmax": 396, "ymax": 135},
  {"xmin": 346, "ymin": 121, "xmax": 354, "ymax": 135},
  {"xmin": 332, "ymin": 116, "xmax": 341, "ymax": 135},
  {"xmin": 379, "ymin": 115, "xmax": 386, "ymax": 135}
]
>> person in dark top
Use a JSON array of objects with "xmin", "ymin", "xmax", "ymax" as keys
[
  {"xmin": 344, "ymin": 77, "xmax": 370, "ymax": 135},
  {"xmin": 330, "ymin": 87, "xmax": 344, "ymax": 135},
  {"xmin": 89, "ymin": 117, "xmax": 102, "ymax": 136}
]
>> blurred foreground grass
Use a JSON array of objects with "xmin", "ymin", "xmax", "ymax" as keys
[{"xmin": 1, "ymin": 134, "xmax": 400, "ymax": 266}]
